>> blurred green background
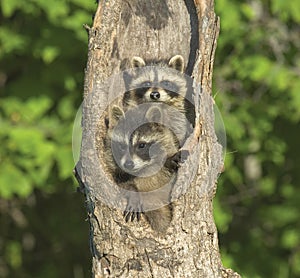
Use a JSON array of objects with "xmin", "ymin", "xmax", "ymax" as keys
[{"xmin": 0, "ymin": 0, "xmax": 299, "ymax": 277}]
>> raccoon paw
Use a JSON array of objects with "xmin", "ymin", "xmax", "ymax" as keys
[
  {"xmin": 123, "ymin": 198, "xmax": 144, "ymax": 222},
  {"xmin": 178, "ymin": 149, "xmax": 189, "ymax": 163},
  {"xmin": 166, "ymin": 150, "xmax": 189, "ymax": 170},
  {"xmin": 166, "ymin": 153, "xmax": 180, "ymax": 170}
]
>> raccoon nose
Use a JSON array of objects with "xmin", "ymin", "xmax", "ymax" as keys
[
  {"xmin": 124, "ymin": 160, "xmax": 134, "ymax": 170},
  {"xmin": 150, "ymin": 91, "xmax": 160, "ymax": 100}
]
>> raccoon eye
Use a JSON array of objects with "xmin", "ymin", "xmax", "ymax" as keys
[
  {"xmin": 138, "ymin": 142, "xmax": 146, "ymax": 149},
  {"xmin": 140, "ymin": 81, "xmax": 151, "ymax": 88},
  {"xmin": 160, "ymin": 80, "xmax": 176, "ymax": 91},
  {"xmin": 161, "ymin": 80, "xmax": 170, "ymax": 87}
]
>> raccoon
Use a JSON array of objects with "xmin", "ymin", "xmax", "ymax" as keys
[
  {"xmin": 123, "ymin": 55, "xmax": 195, "ymax": 130},
  {"xmin": 103, "ymin": 104, "xmax": 184, "ymax": 232}
]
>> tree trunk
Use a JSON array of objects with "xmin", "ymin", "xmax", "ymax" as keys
[{"xmin": 75, "ymin": 0, "xmax": 241, "ymax": 277}]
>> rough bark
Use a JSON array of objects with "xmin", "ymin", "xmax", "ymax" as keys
[{"xmin": 75, "ymin": 0, "xmax": 241, "ymax": 277}]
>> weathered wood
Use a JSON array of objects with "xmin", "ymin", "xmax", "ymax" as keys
[{"xmin": 76, "ymin": 0, "xmax": 241, "ymax": 277}]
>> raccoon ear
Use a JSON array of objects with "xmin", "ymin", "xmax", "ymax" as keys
[
  {"xmin": 168, "ymin": 55, "xmax": 184, "ymax": 73},
  {"xmin": 110, "ymin": 105, "xmax": 124, "ymax": 127},
  {"xmin": 131, "ymin": 56, "xmax": 146, "ymax": 68},
  {"xmin": 145, "ymin": 106, "xmax": 163, "ymax": 123}
]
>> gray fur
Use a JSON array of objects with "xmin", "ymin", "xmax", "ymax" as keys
[
  {"xmin": 103, "ymin": 104, "xmax": 181, "ymax": 232},
  {"xmin": 123, "ymin": 55, "xmax": 194, "ymax": 144}
]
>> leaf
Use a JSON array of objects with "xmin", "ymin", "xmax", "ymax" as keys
[
  {"xmin": 31, "ymin": 0, "xmax": 69, "ymax": 23},
  {"xmin": 9, "ymin": 127, "xmax": 44, "ymax": 155},
  {"xmin": 57, "ymin": 97, "xmax": 76, "ymax": 120},
  {"xmin": 0, "ymin": 0, "xmax": 20, "ymax": 17},
  {"xmin": 262, "ymin": 206, "xmax": 299, "ymax": 227},
  {"xmin": 0, "ymin": 97, "xmax": 53, "ymax": 123},
  {"xmin": 271, "ymin": 0, "xmax": 300, "ymax": 22},
  {"xmin": 281, "ymin": 229, "xmax": 299, "ymax": 249},
  {"xmin": 259, "ymin": 177, "xmax": 275, "ymax": 196},
  {"xmin": 41, "ymin": 46, "xmax": 60, "ymax": 64},
  {"xmin": 5, "ymin": 241, "xmax": 22, "ymax": 269},
  {"xmin": 0, "ymin": 27, "xmax": 28, "ymax": 57},
  {"xmin": 241, "ymin": 56, "xmax": 273, "ymax": 82},
  {"xmin": 0, "ymin": 163, "xmax": 32, "ymax": 198}
]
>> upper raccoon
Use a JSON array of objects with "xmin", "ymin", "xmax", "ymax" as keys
[
  {"xmin": 103, "ymin": 104, "xmax": 185, "ymax": 232},
  {"xmin": 123, "ymin": 55, "xmax": 195, "ymax": 128}
]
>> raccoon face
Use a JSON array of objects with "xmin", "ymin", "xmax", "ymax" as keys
[
  {"xmin": 132, "ymin": 79, "xmax": 182, "ymax": 103},
  {"xmin": 111, "ymin": 124, "xmax": 167, "ymax": 176},
  {"xmin": 128, "ymin": 124, "xmax": 168, "ymax": 176},
  {"xmin": 123, "ymin": 55, "xmax": 187, "ymax": 107},
  {"xmin": 109, "ymin": 105, "xmax": 177, "ymax": 177}
]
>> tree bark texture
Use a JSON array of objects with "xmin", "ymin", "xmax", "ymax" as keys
[{"xmin": 75, "ymin": 0, "xmax": 241, "ymax": 277}]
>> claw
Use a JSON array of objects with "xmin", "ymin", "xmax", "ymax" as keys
[
  {"xmin": 125, "ymin": 211, "xmax": 131, "ymax": 222},
  {"xmin": 167, "ymin": 150, "xmax": 190, "ymax": 170},
  {"xmin": 131, "ymin": 212, "xmax": 136, "ymax": 221},
  {"xmin": 123, "ymin": 195, "xmax": 144, "ymax": 223}
]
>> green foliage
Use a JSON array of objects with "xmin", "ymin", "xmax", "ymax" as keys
[
  {"xmin": 0, "ymin": 0, "xmax": 95, "ymax": 197},
  {"xmin": 214, "ymin": 0, "xmax": 300, "ymax": 277},
  {"xmin": 0, "ymin": 0, "xmax": 94, "ymax": 276},
  {"xmin": 5, "ymin": 241, "xmax": 22, "ymax": 269}
]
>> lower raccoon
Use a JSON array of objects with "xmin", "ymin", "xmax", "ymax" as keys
[
  {"xmin": 103, "ymin": 104, "xmax": 184, "ymax": 232},
  {"xmin": 123, "ymin": 55, "xmax": 195, "ymax": 130}
]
